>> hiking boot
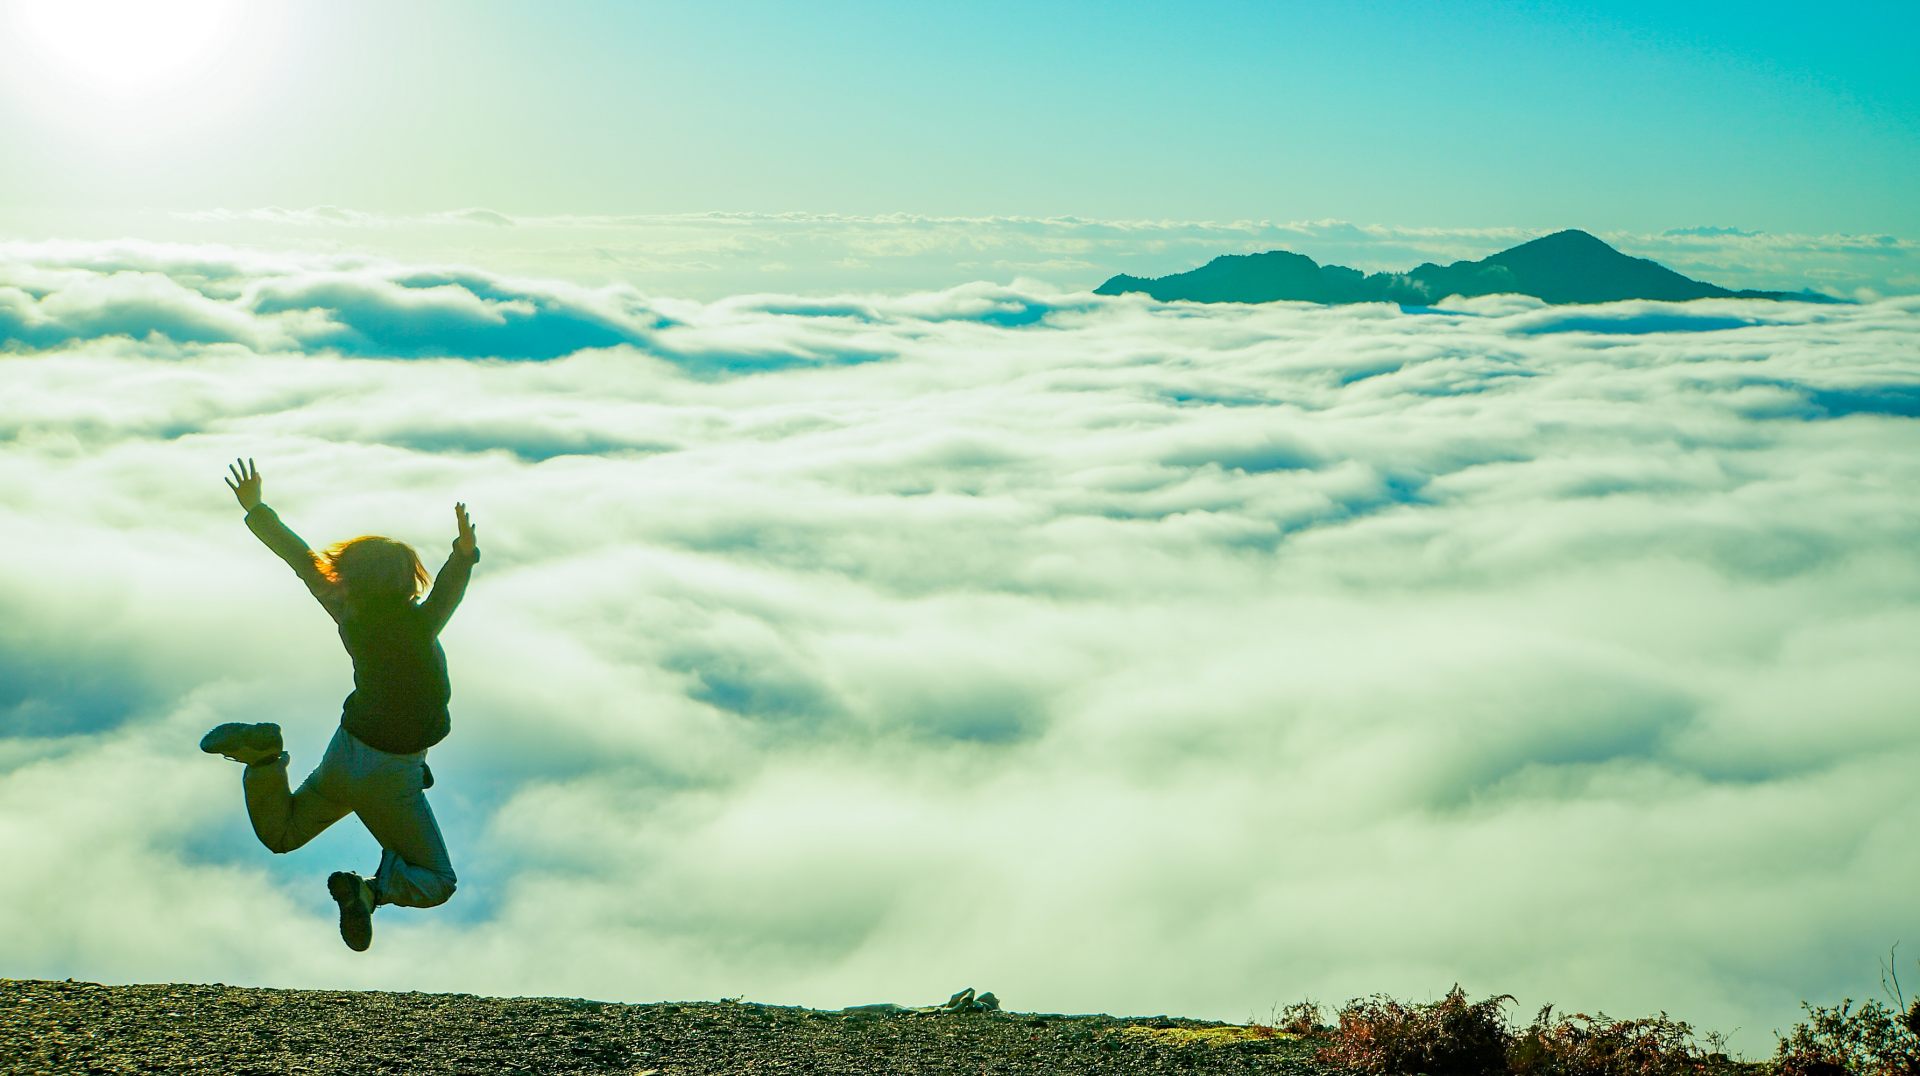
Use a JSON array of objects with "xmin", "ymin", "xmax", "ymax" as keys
[
  {"xmin": 327, "ymin": 871, "xmax": 375, "ymax": 952},
  {"xmin": 199, "ymin": 722, "xmax": 284, "ymax": 765}
]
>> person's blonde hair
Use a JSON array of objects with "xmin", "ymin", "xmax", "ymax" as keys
[{"xmin": 318, "ymin": 536, "xmax": 430, "ymax": 604}]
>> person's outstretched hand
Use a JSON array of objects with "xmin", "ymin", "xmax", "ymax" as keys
[
  {"xmin": 454, "ymin": 502, "xmax": 478, "ymax": 557},
  {"xmin": 226, "ymin": 458, "xmax": 262, "ymax": 511}
]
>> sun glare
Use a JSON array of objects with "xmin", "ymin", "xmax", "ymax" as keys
[
  {"xmin": 7, "ymin": 0, "xmax": 247, "ymax": 93},
  {"xmin": 0, "ymin": 0, "xmax": 288, "ymax": 146}
]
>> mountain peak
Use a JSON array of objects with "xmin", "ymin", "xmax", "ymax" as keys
[
  {"xmin": 1480, "ymin": 229, "xmax": 1723, "ymax": 302},
  {"xmin": 1504, "ymin": 228, "xmax": 1613, "ymax": 254}
]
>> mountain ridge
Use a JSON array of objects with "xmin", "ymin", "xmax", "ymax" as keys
[{"xmin": 1094, "ymin": 229, "xmax": 1835, "ymax": 306}]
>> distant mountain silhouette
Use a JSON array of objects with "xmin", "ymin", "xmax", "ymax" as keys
[{"xmin": 1094, "ymin": 230, "xmax": 1834, "ymax": 305}]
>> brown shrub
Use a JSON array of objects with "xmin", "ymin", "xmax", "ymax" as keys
[
  {"xmin": 1317, "ymin": 990, "xmax": 1724, "ymax": 1076},
  {"xmin": 1318, "ymin": 986, "xmax": 1514, "ymax": 1076},
  {"xmin": 1510, "ymin": 1006, "xmax": 1708, "ymax": 1076},
  {"xmin": 1277, "ymin": 1000, "xmax": 1328, "ymax": 1037}
]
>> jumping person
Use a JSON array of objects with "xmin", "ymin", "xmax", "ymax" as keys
[{"xmin": 200, "ymin": 458, "xmax": 479, "ymax": 951}]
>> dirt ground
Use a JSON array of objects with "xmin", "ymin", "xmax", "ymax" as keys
[{"xmin": 1, "ymin": 978, "xmax": 1327, "ymax": 1075}]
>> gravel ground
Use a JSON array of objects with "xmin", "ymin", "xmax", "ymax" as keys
[{"xmin": 1, "ymin": 979, "xmax": 1329, "ymax": 1075}]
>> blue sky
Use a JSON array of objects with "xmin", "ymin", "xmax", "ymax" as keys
[{"xmin": 0, "ymin": 0, "xmax": 1914, "ymax": 234}]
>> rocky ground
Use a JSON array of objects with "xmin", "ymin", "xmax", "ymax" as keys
[{"xmin": 1, "ymin": 979, "xmax": 1326, "ymax": 1075}]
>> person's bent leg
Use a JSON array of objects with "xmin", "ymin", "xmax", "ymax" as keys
[
  {"xmin": 371, "ymin": 842, "xmax": 457, "ymax": 908},
  {"xmin": 355, "ymin": 766, "xmax": 457, "ymax": 908},
  {"xmin": 244, "ymin": 739, "xmax": 351, "ymax": 854}
]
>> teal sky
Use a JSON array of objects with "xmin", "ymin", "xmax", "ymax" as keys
[{"xmin": 0, "ymin": 0, "xmax": 1915, "ymax": 235}]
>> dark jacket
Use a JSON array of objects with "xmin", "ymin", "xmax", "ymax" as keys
[{"xmin": 245, "ymin": 503, "xmax": 479, "ymax": 754}]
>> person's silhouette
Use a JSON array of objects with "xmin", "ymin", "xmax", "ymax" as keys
[{"xmin": 200, "ymin": 457, "xmax": 479, "ymax": 951}]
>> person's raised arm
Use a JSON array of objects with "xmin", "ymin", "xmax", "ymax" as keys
[
  {"xmin": 226, "ymin": 457, "xmax": 343, "ymax": 622},
  {"xmin": 420, "ymin": 501, "xmax": 480, "ymax": 635}
]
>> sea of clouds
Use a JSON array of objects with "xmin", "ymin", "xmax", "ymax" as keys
[{"xmin": 2, "ymin": 240, "xmax": 1918, "ymax": 1053}]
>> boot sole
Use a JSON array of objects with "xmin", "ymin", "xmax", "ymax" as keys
[
  {"xmin": 199, "ymin": 723, "xmax": 283, "ymax": 762},
  {"xmin": 328, "ymin": 872, "xmax": 374, "ymax": 952}
]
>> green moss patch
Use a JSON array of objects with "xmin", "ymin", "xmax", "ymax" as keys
[{"xmin": 1122, "ymin": 1023, "xmax": 1300, "ymax": 1047}]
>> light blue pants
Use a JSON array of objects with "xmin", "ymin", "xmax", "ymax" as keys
[{"xmin": 243, "ymin": 726, "xmax": 457, "ymax": 908}]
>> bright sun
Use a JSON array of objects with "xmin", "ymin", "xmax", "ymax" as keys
[
  {"xmin": 7, "ymin": 0, "xmax": 246, "ymax": 94},
  {"xmin": 6, "ymin": 0, "xmax": 247, "ymax": 93},
  {"xmin": 0, "ymin": 0, "xmax": 287, "ymax": 146}
]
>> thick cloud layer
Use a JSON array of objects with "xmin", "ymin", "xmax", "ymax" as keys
[
  {"xmin": 2, "ymin": 242, "xmax": 1918, "ymax": 1054},
  {"xmin": 0, "ymin": 241, "xmax": 670, "ymax": 361}
]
